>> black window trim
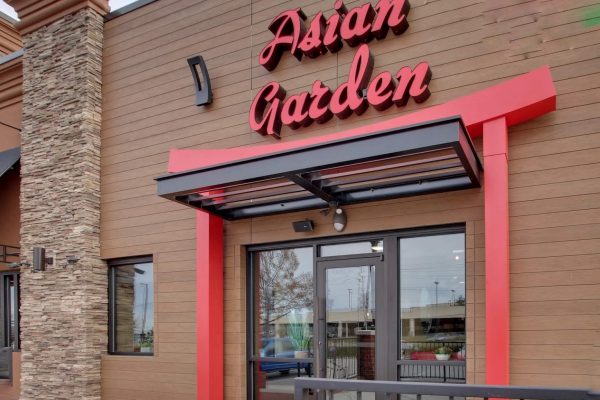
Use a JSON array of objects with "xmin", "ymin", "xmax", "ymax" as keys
[
  {"xmin": 246, "ymin": 223, "xmax": 466, "ymax": 399},
  {"xmin": 107, "ymin": 255, "xmax": 154, "ymax": 356},
  {"xmin": 0, "ymin": 272, "xmax": 19, "ymax": 351}
]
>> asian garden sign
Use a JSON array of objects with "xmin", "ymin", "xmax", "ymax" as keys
[{"xmin": 249, "ymin": 0, "xmax": 432, "ymax": 139}]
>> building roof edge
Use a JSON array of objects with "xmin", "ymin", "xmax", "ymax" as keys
[
  {"xmin": 0, "ymin": 11, "xmax": 18, "ymax": 25},
  {"xmin": 105, "ymin": 0, "xmax": 158, "ymax": 21},
  {"xmin": 0, "ymin": 49, "xmax": 23, "ymax": 66}
]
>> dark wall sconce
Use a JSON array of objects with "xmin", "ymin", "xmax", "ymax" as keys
[
  {"xmin": 66, "ymin": 255, "xmax": 79, "ymax": 266},
  {"xmin": 32, "ymin": 247, "xmax": 48, "ymax": 272},
  {"xmin": 293, "ymin": 219, "xmax": 314, "ymax": 233},
  {"xmin": 188, "ymin": 55, "xmax": 213, "ymax": 106}
]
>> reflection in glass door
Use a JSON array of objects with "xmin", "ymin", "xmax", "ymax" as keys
[
  {"xmin": 248, "ymin": 227, "xmax": 466, "ymax": 400},
  {"xmin": 317, "ymin": 256, "xmax": 382, "ymax": 392}
]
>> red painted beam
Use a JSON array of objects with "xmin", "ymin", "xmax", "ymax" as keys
[
  {"xmin": 483, "ymin": 117, "xmax": 510, "ymax": 385},
  {"xmin": 168, "ymin": 66, "xmax": 555, "ymax": 173},
  {"xmin": 196, "ymin": 211, "xmax": 224, "ymax": 400}
]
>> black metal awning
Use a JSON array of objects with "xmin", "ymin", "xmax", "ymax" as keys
[
  {"xmin": 0, "ymin": 147, "xmax": 19, "ymax": 180},
  {"xmin": 155, "ymin": 117, "xmax": 482, "ymax": 220}
]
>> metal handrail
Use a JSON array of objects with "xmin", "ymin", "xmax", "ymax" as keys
[{"xmin": 294, "ymin": 377, "xmax": 600, "ymax": 400}]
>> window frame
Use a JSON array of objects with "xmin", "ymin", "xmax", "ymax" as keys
[
  {"xmin": 0, "ymin": 272, "xmax": 19, "ymax": 350},
  {"xmin": 0, "ymin": 272, "xmax": 19, "ymax": 381},
  {"xmin": 107, "ymin": 256, "xmax": 154, "ymax": 356},
  {"xmin": 246, "ymin": 224, "xmax": 467, "ymax": 398}
]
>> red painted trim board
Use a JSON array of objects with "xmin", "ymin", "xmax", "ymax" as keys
[
  {"xmin": 483, "ymin": 117, "xmax": 510, "ymax": 385},
  {"xmin": 196, "ymin": 211, "xmax": 224, "ymax": 400}
]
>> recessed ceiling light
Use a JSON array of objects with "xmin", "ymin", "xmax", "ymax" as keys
[{"xmin": 454, "ymin": 255, "xmax": 460, "ymax": 260}]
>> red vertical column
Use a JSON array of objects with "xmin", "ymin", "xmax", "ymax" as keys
[
  {"xmin": 483, "ymin": 117, "xmax": 510, "ymax": 385},
  {"xmin": 196, "ymin": 211, "xmax": 224, "ymax": 399}
]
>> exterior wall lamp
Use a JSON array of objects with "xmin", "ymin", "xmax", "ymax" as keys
[
  {"xmin": 292, "ymin": 219, "xmax": 314, "ymax": 232},
  {"xmin": 32, "ymin": 247, "xmax": 53, "ymax": 272},
  {"xmin": 333, "ymin": 208, "xmax": 347, "ymax": 232},
  {"xmin": 188, "ymin": 55, "xmax": 213, "ymax": 106}
]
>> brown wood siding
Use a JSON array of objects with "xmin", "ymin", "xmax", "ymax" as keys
[{"xmin": 100, "ymin": 0, "xmax": 600, "ymax": 398}]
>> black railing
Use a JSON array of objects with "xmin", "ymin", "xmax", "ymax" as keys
[
  {"xmin": 400, "ymin": 341, "xmax": 466, "ymax": 383},
  {"xmin": 398, "ymin": 360, "xmax": 465, "ymax": 383},
  {"xmin": 328, "ymin": 337, "xmax": 358, "ymax": 379},
  {"xmin": 294, "ymin": 378, "xmax": 600, "ymax": 400}
]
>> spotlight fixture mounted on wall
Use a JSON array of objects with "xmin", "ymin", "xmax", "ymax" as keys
[
  {"xmin": 332, "ymin": 208, "xmax": 347, "ymax": 232},
  {"xmin": 32, "ymin": 247, "xmax": 53, "ymax": 272},
  {"xmin": 66, "ymin": 255, "xmax": 80, "ymax": 266},
  {"xmin": 292, "ymin": 219, "xmax": 314, "ymax": 233}
]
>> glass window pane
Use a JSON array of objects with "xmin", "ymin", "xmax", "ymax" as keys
[
  {"xmin": 320, "ymin": 240, "xmax": 383, "ymax": 257},
  {"xmin": 399, "ymin": 233, "xmax": 465, "ymax": 382},
  {"xmin": 326, "ymin": 265, "xmax": 376, "ymax": 381},
  {"xmin": 254, "ymin": 247, "xmax": 313, "ymax": 359},
  {"xmin": 8, "ymin": 276, "xmax": 16, "ymax": 349},
  {"xmin": 113, "ymin": 262, "xmax": 154, "ymax": 354},
  {"xmin": 0, "ymin": 278, "xmax": 5, "ymax": 348},
  {"xmin": 253, "ymin": 247, "xmax": 314, "ymax": 400}
]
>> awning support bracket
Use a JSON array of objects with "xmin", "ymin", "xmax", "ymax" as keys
[{"xmin": 284, "ymin": 173, "xmax": 339, "ymax": 204}]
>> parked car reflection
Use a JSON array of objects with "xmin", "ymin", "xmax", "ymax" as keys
[{"xmin": 259, "ymin": 337, "xmax": 312, "ymax": 375}]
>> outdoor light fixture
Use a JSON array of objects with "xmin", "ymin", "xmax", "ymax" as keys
[
  {"xmin": 32, "ymin": 247, "xmax": 49, "ymax": 272},
  {"xmin": 332, "ymin": 208, "xmax": 347, "ymax": 232},
  {"xmin": 292, "ymin": 219, "xmax": 314, "ymax": 233},
  {"xmin": 66, "ymin": 255, "xmax": 80, "ymax": 266},
  {"xmin": 188, "ymin": 55, "xmax": 213, "ymax": 106}
]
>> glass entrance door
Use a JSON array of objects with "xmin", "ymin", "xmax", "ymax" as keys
[
  {"xmin": 317, "ymin": 256, "xmax": 383, "ymax": 384},
  {"xmin": 248, "ymin": 228, "xmax": 466, "ymax": 400}
]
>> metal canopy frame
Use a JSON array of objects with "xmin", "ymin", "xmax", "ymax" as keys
[{"xmin": 155, "ymin": 117, "xmax": 482, "ymax": 220}]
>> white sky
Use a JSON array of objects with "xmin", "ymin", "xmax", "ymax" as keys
[{"xmin": 0, "ymin": 0, "xmax": 140, "ymax": 20}]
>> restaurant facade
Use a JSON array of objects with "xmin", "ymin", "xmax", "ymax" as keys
[{"xmin": 0, "ymin": 0, "xmax": 599, "ymax": 399}]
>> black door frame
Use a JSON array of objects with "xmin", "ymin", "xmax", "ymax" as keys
[
  {"xmin": 0, "ymin": 272, "xmax": 19, "ymax": 350},
  {"xmin": 246, "ymin": 223, "xmax": 465, "ymax": 399},
  {"xmin": 315, "ymin": 254, "xmax": 384, "ymax": 381}
]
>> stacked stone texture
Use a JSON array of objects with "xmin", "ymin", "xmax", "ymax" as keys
[{"xmin": 19, "ymin": 8, "xmax": 106, "ymax": 400}]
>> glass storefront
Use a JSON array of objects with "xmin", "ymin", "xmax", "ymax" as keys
[{"xmin": 248, "ymin": 227, "xmax": 466, "ymax": 400}]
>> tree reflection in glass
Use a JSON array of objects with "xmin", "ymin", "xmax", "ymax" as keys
[{"xmin": 253, "ymin": 248, "xmax": 314, "ymax": 400}]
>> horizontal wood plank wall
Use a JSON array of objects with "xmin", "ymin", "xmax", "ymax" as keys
[{"xmin": 100, "ymin": 0, "xmax": 600, "ymax": 398}]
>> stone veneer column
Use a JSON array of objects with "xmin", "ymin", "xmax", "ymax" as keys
[{"xmin": 6, "ymin": 1, "xmax": 109, "ymax": 399}]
